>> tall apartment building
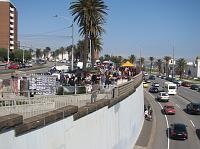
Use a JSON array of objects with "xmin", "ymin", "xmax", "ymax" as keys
[{"xmin": 0, "ymin": 0, "xmax": 18, "ymax": 52}]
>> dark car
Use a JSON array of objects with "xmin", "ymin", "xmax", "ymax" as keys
[
  {"xmin": 186, "ymin": 102, "xmax": 200, "ymax": 114},
  {"xmin": 149, "ymin": 75, "xmax": 156, "ymax": 80},
  {"xmin": 169, "ymin": 123, "xmax": 188, "ymax": 140},
  {"xmin": 182, "ymin": 81, "xmax": 191, "ymax": 87},
  {"xmin": 190, "ymin": 84, "xmax": 199, "ymax": 90},
  {"xmin": 149, "ymin": 87, "xmax": 159, "ymax": 93}
]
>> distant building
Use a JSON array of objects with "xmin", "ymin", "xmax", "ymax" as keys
[
  {"xmin": 0, "ymin": 0, "xmax": 18, "ymax": 52},
  {"xmin": 185, "ymin": 56, "xmax": 200, "ymax": 78}
]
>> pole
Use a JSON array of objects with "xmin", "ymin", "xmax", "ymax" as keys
[
  {"xmin": 71, "ymin": 22, "xmax": 74, "ymax": 71},
  {"xmin": 23, "ymin": 48, "xmax": 24, "ymax": 64},
  {"xmin": 172, "ymin": 46, "xmax": 175, "ymax": 79}
]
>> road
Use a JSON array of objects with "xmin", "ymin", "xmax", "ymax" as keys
[{"xmin": 144, "ymin": 76, "xmax": 200, "ymax": 149}]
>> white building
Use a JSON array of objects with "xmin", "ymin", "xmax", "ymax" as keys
[{"xmin": 185, "ymin": 56, "xmax": 200, "ymax": 78}]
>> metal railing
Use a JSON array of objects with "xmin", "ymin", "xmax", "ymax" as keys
[{"xmin": 0, "ymin": 73, "xmax": 142, "ymax": 119}]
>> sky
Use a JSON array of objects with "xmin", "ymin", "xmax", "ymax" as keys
[{"xmin": 11, "ymin": 0, "xmax": 200, "ymax": 60}]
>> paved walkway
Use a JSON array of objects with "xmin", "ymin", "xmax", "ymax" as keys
[{"xmin": 134, "ymin": 97, "xmax": 153, "ymax": 149}]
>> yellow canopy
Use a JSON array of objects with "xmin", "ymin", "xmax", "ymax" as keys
[{"xmin": 121, "ymin": 61, "xmax": 135, "ymax": 67}]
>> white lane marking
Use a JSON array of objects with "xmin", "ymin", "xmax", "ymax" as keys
[
  {"xmin": 144, "ymin": 90, "xmax": 170, "ymax": 149},
  {"xmin": 190, "ymin": 120, "xmax": 195, "ymax": 128},
  {"xmin": 175, "ymin": 104, "xmax": 180, "ymax": 108},
  {"xmin": 158, "ymin": 102, "xmax": 170, "ymax": 149}
]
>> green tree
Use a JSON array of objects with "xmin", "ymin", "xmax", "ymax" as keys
[
  {"xmin": 36, "ymin": 48, "xmax": 43, "ymax": 59},
  {"xmin": 59, "ymin": 47, "xmax": 65, "ymax": 60},
  {"xmin": 149, "ymin": 56, "xmax": 154, "ymax": 74},
  {"xmin": 140, "ymin": 57, "xmax": 145, "ymax": 71},
  {"xmin": 129, "ymin": 54, "xmax": 136, "ymax": 64},
  {"xmin": 0, "ymin": 48, "xmax": 8, "ymax": 61},
  {"xmin": 104, "ymin": 54, "xmax": 111, "ymax": 61},
  {"xmin": 43, "ymin": 47, "xmax": 51, "ymax": 60},
  {"xmin": 164, "ymin": 56, "xmax": 171, "ymax": 77},
  {"xmin": 70, "ymin": 0, "xmax": 108, "ymax": 70},
  {"xmin": 176, "ymin": 58, "xmax": 187, "ymax": 79},
  {"xmin": 156, "ymin": 59, "xmax": 162, "ymax": 74}
]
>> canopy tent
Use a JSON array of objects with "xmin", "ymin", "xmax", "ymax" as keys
[{"xmin": 121, "ymin": 61, "xmax": 135, "ymax": 67}]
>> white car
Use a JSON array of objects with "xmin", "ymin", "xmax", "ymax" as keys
[
  {"xmin": 153, "ymin": 82, "xmax": 159, "ymax": 87},
  {"xmin": 157, "ymin": 92, "xmax": 169, "ymax": 102}
]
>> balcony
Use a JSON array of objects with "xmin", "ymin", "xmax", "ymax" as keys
[
  {"xmin": 10, "ymin": 19, "xmax": 14, "ymax": 23},
  {"xmin": 10, "ymin": 7, "xmax": 14, "ymax": 12},
  {"xmin": 10, "ymin": 46, "xmax": 14, "ymax": 50},
  {"xmin": 10, "ymin": 13, "xmax": 14, "ymax": 17},
  {"xmin": 10, "ymin": 30, "xmax": 14, "ymax": 34},
  {"xmin": 10, "ymin": 41, "xmax": 14, "ymax": 44},
  {"xmin": 10, "ymin": 24, "xmax": 14, "ymax": 28},
  {"xmin": 10, "ymin": 35, "xmax": 14, "ymax": 39}
]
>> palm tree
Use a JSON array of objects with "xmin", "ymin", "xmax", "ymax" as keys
[
  {"xmin": 36, "ymin": 48, "xmax": 42, "ymax": 59},
  {"xmin": 43, "ymin": 47, "xmax": 51, "ymax": 60},
  {"xmin": 164, "ymin": 56, "xmax": 171, "ymax": 77},
  {"xmin": 176, "ymin": 58, "xmax": 187, "ymax": 79},
  {"xmin": 129, "ymin": 54, "xmax": 136, "ymax": 64},
  {"xmin": 59, "ymin": 47, "xmax": 65, "ymax": 60},
  {"xmin": 70, "ymin": 0, "xmax": 108, "ymax": 70},
  {"xmin": 156, "ymin": 59, "xmax": 162, "ymax": 74},
  {"xmin": 104, "ymin": 54, "xmax": 111, "ymax": 61},
  {"xmin": 149, "ymin": 57, "xmax": 154, "ymax": 74},
  {"xmin": 92, "ymin": 37, "xmax": 103, "ymax": 62},
  {"xmin": 140, "ymin": 57, "xmax": 145, "ymax": 71}
]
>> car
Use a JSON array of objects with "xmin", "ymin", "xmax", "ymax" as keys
[
  {"xmin": 152, "ymin": 82, "xmax": 159, "ymax": 87},
  {"xmin": 173, "ymin": 79, "xmax": 182, "ymax": 86},
  {"xmin": 149, "ymin": 87, "xmax": 159, "ymax": 93},
  {"xmin": 169, "ymin": 123, "xmax": 188, "ymax": 140},
  {"xmin": 145, "ymin": 79, "xmax": 151, "ymax": 83},
  {"xmin": 161, "ymin": 76, "xmax": 167, "ymax": 79},
  {"xmin": 156, "ymin": 74, "xmax": 161, "ymax": 78},
  {"xmin": 143, "ymin": 82, "xmax": 149, "ymax": 88},
  {"xmin": 19, "ymin": 63, "xmax": 26, "ymax": 68},
  {"xmin": 190, "ymin": 84, "xmax": 199, "ymax": 90},
  {"xmin": 186, "ymin": 102, "xmax": 200, "ymax": 114},
  {"xmin": 149, "ymin": 75, "xmax": 156, "ymax": 80},
  {"xmin": 157, "ymin": 92, "xmax": 169, "ymax": 102},
  {"xmin": 25, "ymin": 62, "xmax": 32, "ymax": 67},
  {"xmin": 8, "ymin": 64, "xmax": 19, "ymax": 69},
  {"xmin": 198, "ymin": 88, "xmax": 200, "ymax": 92},
  {"xmin": 181, "ymin": 81, "xmax": 191, "ymax": 87},
  {"xmin": 163, "ymin": 103, "xmax": 176, "ymax": 114}
]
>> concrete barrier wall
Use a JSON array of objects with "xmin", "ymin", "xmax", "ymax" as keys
[{"xmin": 0, "ymin": 84, "xmax": 144, "ymax": 149}]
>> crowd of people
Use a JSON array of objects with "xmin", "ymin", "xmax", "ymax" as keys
[{"xmin": 49, "ymin": 62, "xmax": 140, "ymax": 93}]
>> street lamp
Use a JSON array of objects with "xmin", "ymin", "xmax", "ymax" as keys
[{"xmin": 54, "ymin": 15, "xmax": 74, "ymax": 71}]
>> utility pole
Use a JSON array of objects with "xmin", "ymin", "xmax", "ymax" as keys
[
  {"xmin": 172, "ymin": 46, "xmax": 175, "ymax": 79},
  {"xmin": 71, "ymin": 22, "xmax": 74, "ymax": 71}
]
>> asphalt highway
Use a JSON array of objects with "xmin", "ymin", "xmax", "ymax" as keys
[{"xmin": 144, "ymin": 77, "xmax": 200, "ymax": 149}]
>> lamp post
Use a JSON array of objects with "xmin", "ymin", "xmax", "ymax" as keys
[{"xmin": 54, "ymin": 15, "xmax": 74, "ymax": 71}]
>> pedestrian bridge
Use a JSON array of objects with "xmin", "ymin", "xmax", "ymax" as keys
[{"xmin": 0, "ymin": 73, "xmax": 144, "ymax": 149}]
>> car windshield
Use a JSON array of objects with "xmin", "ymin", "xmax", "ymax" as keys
[
  {"xmin": 161, "ymin": 93, "xmax": 168, "ymax": 96},
  {"xmin": 169, "ymin": 86, "xmax": 176, "ymax": 89},
  {"xmin": 174, "ymin": 124, "xmax": 186, "ymax": 132},
  {"xmin": 193, "ymin": 104, "xmax": 200, "ymax": 109},
  {"xmin": 167, "ymin": 106, "xmax": 174, "ymax": 109}
]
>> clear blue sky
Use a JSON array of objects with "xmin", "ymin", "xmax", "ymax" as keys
[{"xmin": 12, "ymin": 0, "xmax": 200, "ymax": 60}]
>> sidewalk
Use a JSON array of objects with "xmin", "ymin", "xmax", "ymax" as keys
[{"xmin": 134, "ymin": 97, "xmax": 155, "ymax": 149}]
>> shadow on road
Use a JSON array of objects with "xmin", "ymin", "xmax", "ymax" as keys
[{"xmin": 196, "ymin": 129, "xmax": 200, "ymax": 140}]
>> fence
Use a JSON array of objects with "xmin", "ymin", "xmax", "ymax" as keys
[{"xmin": 0, "ymin": 73, "xmax": 142, "ymax": 119}]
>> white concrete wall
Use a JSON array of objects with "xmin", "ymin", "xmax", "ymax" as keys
[{"xmin": 0, "ymin": 84, "xmax": 144, "ymax": 149}]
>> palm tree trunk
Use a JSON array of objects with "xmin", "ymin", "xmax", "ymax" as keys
[
  {"xmin": 91, "ymin": 37, "xmax": 95, "ymax": 68},
  {"xmin": 83, "ymin": 32, "xmax": 89, "ymax": 70}
]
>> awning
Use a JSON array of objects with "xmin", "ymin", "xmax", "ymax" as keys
[{"xmin": 121, "ymin": 61, "xmax": 135, "ymax": 67}]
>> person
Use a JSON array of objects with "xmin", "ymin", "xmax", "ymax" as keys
[{"xmin": 144, "ymin": 109, "xmax": 149, "ymax": 119}]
